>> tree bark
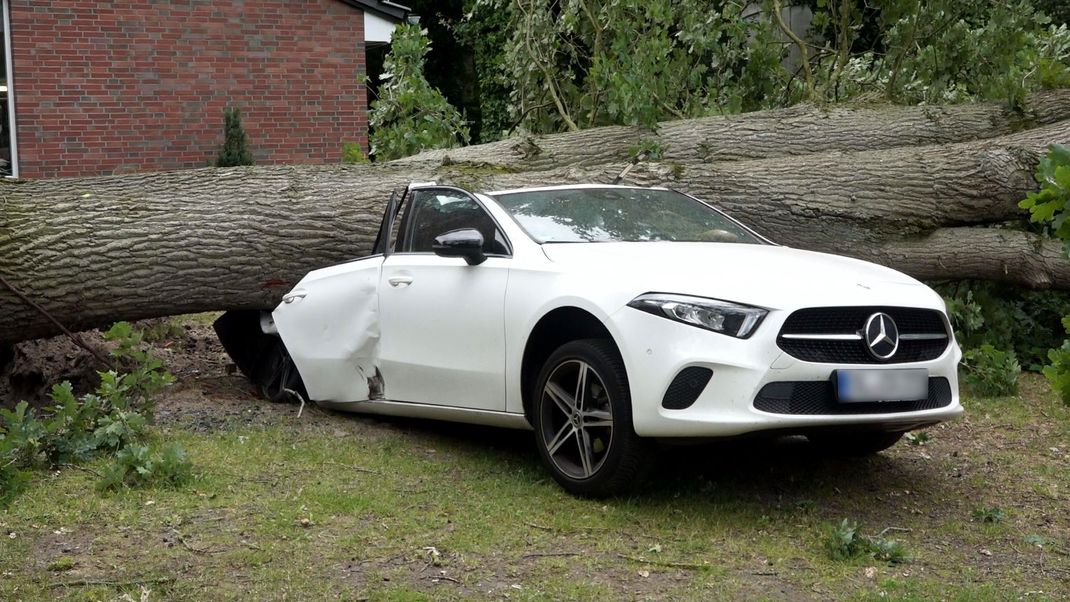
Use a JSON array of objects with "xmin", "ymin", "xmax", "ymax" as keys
[
  {"xmin": 0, "ymin": 165, "xmax": 403, "ymax": 341},
  {"xmin": 1, "ymin": 107, "xmax": 1068, "ymax": 343},
  {"xmin": 596, "ymin": 120, "xmax": 1069, "ymax": 247},
  {"xmin": 869, "ymin": 228, "xmax": 1070, "ymax": 290},
  {"xmin": 393, "ymin": 89, "xmax": 1070, "ymax": 170}
]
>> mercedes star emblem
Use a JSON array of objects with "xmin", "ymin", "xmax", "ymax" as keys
[{"xmin": 864, "ymin": 312, "xmax": 899, "ymax": 360}]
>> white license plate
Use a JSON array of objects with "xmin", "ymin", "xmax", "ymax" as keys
[{"xmin": 834, "ymin": 369, "xmax": 928, "ymax": 403}]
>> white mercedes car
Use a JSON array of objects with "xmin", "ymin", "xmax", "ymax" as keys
[{"xmin": 219, "ymin": 183, "xmax": 962, "ymax": 496}]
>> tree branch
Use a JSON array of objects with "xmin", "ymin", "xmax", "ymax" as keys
[
  {"xmin": 772, "ymin": 0, "xmax": 817, "ymax": 101},
  {"xmin": 515, "ymin": 0, "xmax": 579, "ymax": 131}
]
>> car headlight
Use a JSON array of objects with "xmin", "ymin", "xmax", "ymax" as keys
[{"xmin": 627, "ymin": 293, "xmax": 767, "ymax": 338}]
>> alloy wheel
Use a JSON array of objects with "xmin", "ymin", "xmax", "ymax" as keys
[{"xmin": 539, "ymin": 359, "xmax": 615, "ymax": 479}]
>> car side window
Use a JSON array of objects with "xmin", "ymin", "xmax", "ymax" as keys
[{"xmin": 394, "ymin": 190, "xmax": 510, "ymax": 255}]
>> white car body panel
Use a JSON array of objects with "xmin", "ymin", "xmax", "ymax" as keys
[
  {"xmin": 378, "ymin": 253, "xmax": 510, "ymax": 410},
  {"xmin": 272, "ymin": 256, "xmax": 383, "ymax": 402},
  {"xmin": 273, "ymin": 184, "xmax": 963, "ymax": 438}
]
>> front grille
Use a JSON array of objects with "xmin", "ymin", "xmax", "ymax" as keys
[
  {"xmin": 778, "ymin": 338, "xmax": 948, "ymax": 364},
  {"xmin": 781, "ymin": 307, "xmax": 945, "ymax": 335},
  {"xmin": 753, "ymin": 377, "xmax": 953, "ymax": 415},
  {"xmin": 662, "ymin": 367, "xmax": 713, "ymax": 410},
  {"xmin": 777, "ymin": 306, "xmax": 950, "ymax": 364}
]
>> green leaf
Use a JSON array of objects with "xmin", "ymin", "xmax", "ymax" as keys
[
  {"xmin": 49, "ymin": 382, "xmax": 77, "ymax": 406},
  {"xmin": 104, "ymin": 321, "xmax": 132, "ymax": 342},
  {"xmin": 1047, "ymin": 143, "xmax": 1070, "ymax": 167}
]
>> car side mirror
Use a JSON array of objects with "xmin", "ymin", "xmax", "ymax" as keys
[{"xmin": 432, "ymin": 228, "xmax": 487, "ymax": 265}]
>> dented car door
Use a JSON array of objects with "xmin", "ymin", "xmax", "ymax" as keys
[{"xmin": 272, "ymin": 255, "xmax": 384, "ymax": 403}]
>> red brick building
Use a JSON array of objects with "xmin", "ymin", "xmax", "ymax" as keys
[{"xmin": 0, "ymin": 0, "xmax": 408, "ymax": 179}]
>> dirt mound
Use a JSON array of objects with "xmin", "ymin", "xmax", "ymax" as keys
[
  {"xmin": 0, "ymin": 334, "xmax": 105, "ymax": 407},
  {"xmin": 0, "ymin": 316, "xmax": 230, "ymax": 409}
]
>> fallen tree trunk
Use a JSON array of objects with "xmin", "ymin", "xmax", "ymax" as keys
[
  {"xmin": 0, "ymin": 166, "xmax": 401, "ymax": 342},
  {"xmin": 395, "ymin": 89, "xmax": 1070, "ymax": 170},
  {"xmin": 870, "ymin": 228, "xmax": 1070, "ymax": 289},
  {"xmin": 1, "ymin": 108, "xmax": 1068, "ymax": 343},
  {"xmin": 591, "ymin": 120, "xmax": 1070, "ymax": 246}
]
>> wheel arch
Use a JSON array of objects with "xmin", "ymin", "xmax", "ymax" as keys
[{"xmin": 519, "ymin": 306, "xmax": 624, "ymax": 423}]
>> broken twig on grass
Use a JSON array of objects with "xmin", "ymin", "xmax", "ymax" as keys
[
  {"xmin": 324, "ymin": 460, "xmax": 381, "ymax": 475},
  {"xmin": 616, "ymin": 554, "xmax": 708, "ymax": 570},
  {"xmin": 521, "ymin": 552, "xmax": 582, "ymax": 560},
  {"xmin": 171, "ymin": 528, "xmax": 222, "ymax": 555},
  {"xmin": 49, "ymin": 576, "xmax": 176, "ymax": 588},
  {"xmin": 57, "ymin": 463, "xmax": 103, "ymax": 478},
  {"xmin": 425, "ymin": 575, "xmax": 462, "ymax": 584},
  {"xmin": 285, "ymin": 387, "xmax": 306, "ymax": 418}
]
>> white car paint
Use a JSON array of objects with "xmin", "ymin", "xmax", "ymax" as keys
[
  {"xmin": 273, "ymin": 184, "xmax": 962, "ymax": 438},
  {"xmin": 271, "ymin": 258, "xmax": 382, "ymax": 403},
  {"xmin": 378, "ymin": 253, "xmax": 510, "ymax": 410}
]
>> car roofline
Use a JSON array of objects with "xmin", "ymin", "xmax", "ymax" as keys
[{"xmin": 484, "ymin": 183, "xmax": 670, "ymax": 196}]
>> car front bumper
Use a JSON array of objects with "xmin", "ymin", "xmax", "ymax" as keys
[{"xmin": 609, "ymin": 306, "xmax": 963, "ymax": 438}]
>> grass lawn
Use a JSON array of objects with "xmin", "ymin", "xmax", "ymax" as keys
[{"xmin": 1, "ymin": 325, "xmax": 1069, "ymax": 600}]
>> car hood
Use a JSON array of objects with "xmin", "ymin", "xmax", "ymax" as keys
[{"xmin": 539, "ymin": 242, "xmax": 942, "ymax": 311}]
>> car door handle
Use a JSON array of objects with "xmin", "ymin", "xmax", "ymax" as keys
[
  {"xmin": 388, "ymin": 276, "xmax": 414, "ymax": 288},
  {"xmin": 282, "ymin": 290, "xmax": 308, "ymax": 304}
]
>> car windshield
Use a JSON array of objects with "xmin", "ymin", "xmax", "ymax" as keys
[{"xmin": 489, "ymin": 187, "xmax": 762, "ymax": 244}]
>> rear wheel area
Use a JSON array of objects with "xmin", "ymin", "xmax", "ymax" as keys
[
  {"xmin": 807, "ymin": 431, "xmax": 904, "ymax": 456},
  {"xmin": 532, "ymin": 339, "xmax": 654, "ymax": 497}
]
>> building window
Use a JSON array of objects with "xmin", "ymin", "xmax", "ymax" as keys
[{"xmin": 1, "ymin": 0, "xmax": 16, "ymax": 178}]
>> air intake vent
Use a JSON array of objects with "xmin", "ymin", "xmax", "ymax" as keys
[
  {"xmin": 662, "ymin": 367, "xmax": 713, "ymax": 410},
  {"xmin": 754, "ymin": 377, "xmax": 952, "ymax": 415}
]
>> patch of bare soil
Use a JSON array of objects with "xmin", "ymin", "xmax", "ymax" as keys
[
  {"xmin": 0, "ymin": 316, "xmax": 235, "ymax": 409},
  {"xmin": 0, "ymin": 333, "xmax": 105, "ymax": 407},
  {"xmin": 340, "ymin": 548, "xmax": 482, "ymax": 597},
  {"xmin": 0, "ymin": 316, "xmax": 305, "ymax": 422},
  {"xmin": 142, "ymin": 318, "xmax": 323, "ymax": 431}
]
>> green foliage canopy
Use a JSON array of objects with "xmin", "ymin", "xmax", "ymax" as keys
[
  {"xmin": 480, "ymin": 0, "xmax": 787, "ymax": 134},
  {"xmin": 455, "ymin": 0, "xmax": 513, "ymax": 142},
  {"xmin": 369, "ymin": 24, "xmax": 471, "ymax": 161},
  {"xmin": 1020, "ymin": 144, "xmax": 1070, "ymax": 404},
  {"xmin": 447, "ymin": 0, "xmax": 1070, "ymax": 139},
  {"xmin": 870, "ymin": 1, "xmax": 1070, "ymax": 106},
  {"xmin": 1021, "ymin": 144, "xmax": 1070, "ymax": 258}
]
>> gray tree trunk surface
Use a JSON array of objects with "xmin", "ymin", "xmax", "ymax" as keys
[
  {"xmin": 395, "ymin": 89, "xmax": 1070, "ymax": 169},
  {"xmin": 1, "ymin": 95, "xmax": 1069, "ymax": 343}
]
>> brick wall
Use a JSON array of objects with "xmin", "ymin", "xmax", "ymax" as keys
[{"xmin": 10, "ymin": 0, "xmax": 368, "ymax": 179}]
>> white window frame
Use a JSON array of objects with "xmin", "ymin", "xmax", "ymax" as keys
[{"xmin": 2, "ymin": 0, "xmax": 17, "ymax": 178}]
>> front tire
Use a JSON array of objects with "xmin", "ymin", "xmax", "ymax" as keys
[
  {"xmin": 807, "ymin": 431, "xmax": 904, "ymax": 456},
  {"xmin": 532, "ymin": 339, "xmax": 653, "ymax": 497}
]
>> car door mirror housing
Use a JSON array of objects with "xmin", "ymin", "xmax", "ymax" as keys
[{"xmin": 432, "ymin": 228, "xmax": 487, "ymax": 265}]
